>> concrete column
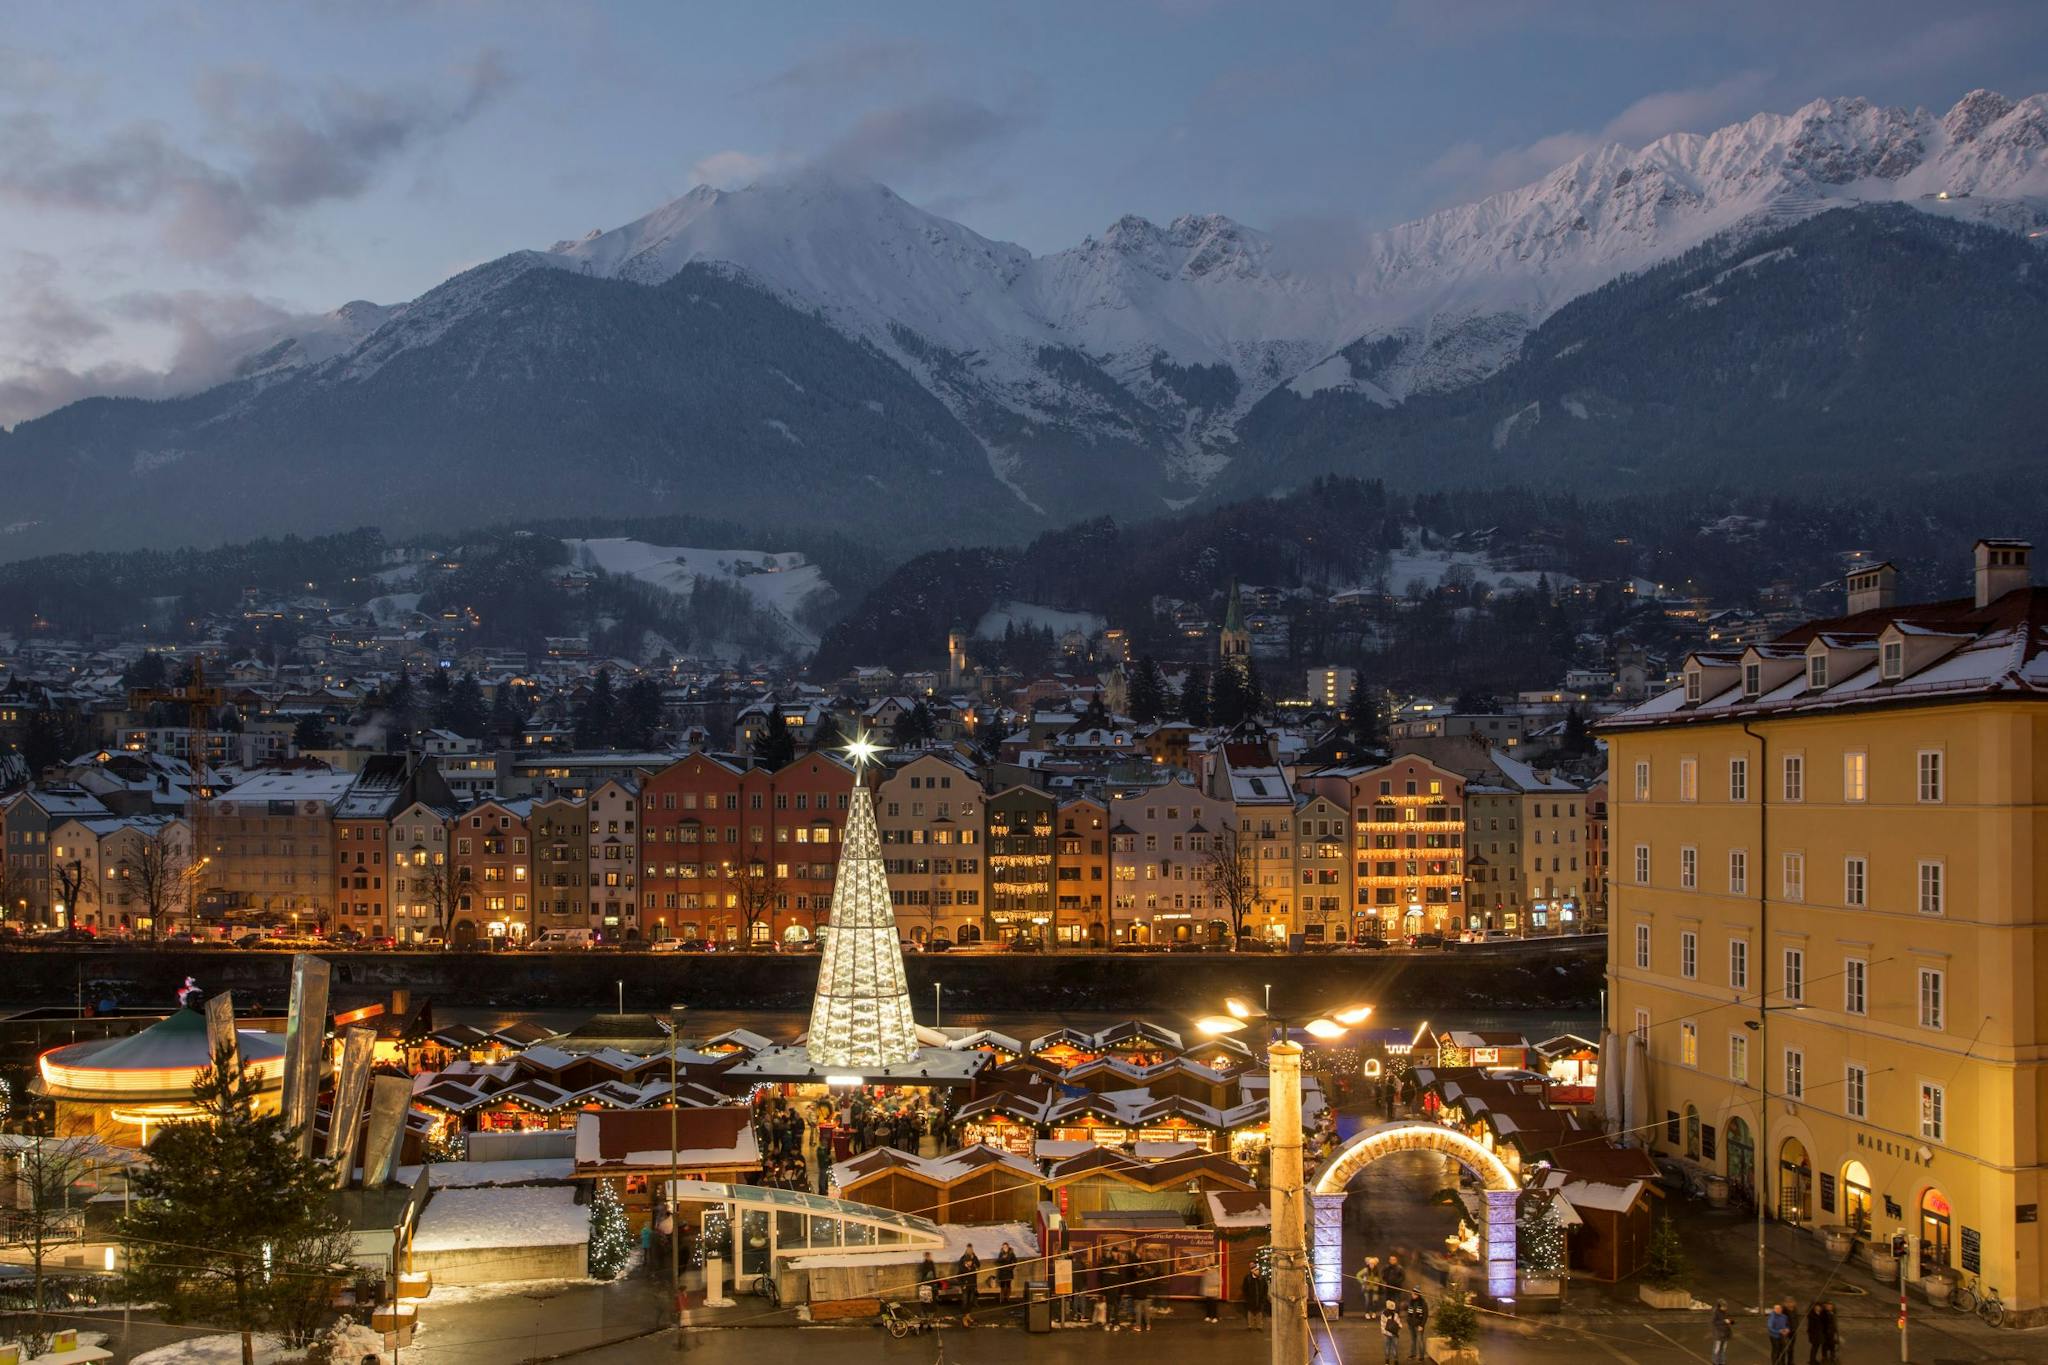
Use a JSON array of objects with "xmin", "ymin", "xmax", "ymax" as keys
[
  {"xmin": 1311, "ymin": 1192, "xmax": 1345, "ymax": 1311},
  {"xmin": 1269, "ymin": 1040, "xmax": 1308, "ymax": 1365}
]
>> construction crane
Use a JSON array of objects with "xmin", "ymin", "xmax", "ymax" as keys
[{"xmin": 128, "ymin": 657, "xmax": 226, "ymax": 928}]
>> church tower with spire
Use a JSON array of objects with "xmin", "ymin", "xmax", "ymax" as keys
[{"xmin": 1219, "ymin": 580, "xmax": 1250, "ymax": 671}]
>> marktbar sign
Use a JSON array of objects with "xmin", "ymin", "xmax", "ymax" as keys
[{"xmin": 1854, "ymin": 1131, "xmax": 1933, "ymax": 1166}]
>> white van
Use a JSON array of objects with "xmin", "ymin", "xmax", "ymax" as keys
[{"xmin": 531, "ymin": 928, "xmax": 594, "ymax": 951}]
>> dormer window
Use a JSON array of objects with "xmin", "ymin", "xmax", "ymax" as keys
[
  {"xmin": 1742, "ymin": 663, "xmax": 1761, "ymax": 698},
  {"xmin": 1808, "ymin": 655, "xmax": 1827, "ymax": 689},
  {"xmin": 1881, "ymin": 640, "xmax": 1904, "ymax": 681},
  {"xmin": 1684, "ymin": 671, "xmax": 1701, "ymax": 703}
]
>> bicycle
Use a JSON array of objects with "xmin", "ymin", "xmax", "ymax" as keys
[
  {"xmin": 751, "ymin": 1273, "xmax": 781, "ymax": 1308},
  {"xmin": 1951, "ymin": 1275, "xmax": 1978, "ymax": 1313},
  {"xmin": 1978, "ymin": 1284, "xmax": 2005, "ymax": 1328}
]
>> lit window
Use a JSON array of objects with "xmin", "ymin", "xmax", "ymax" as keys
[
  {"xmin": 1919, "ymin": 1082, "xmax": 1944, "ymax": 1140},
  {"xmin": 1678, "ymin": 758, "xmax": 1698, "ymax": 802},
  {"xmin": 1680, "ymin": 1022, "xmax": 1698, "ymax": 1067},
  {"xmin": 1633, "ymin": 761, "xmax": 1649, "ymax": 802},
  {"xmin": 1843, "ymin": 752, "xmax": 1867, "ymax": 802},
  {"xmin": 1729, "ymin": 1034, "xmax": 1748, "ymax": 1084}
]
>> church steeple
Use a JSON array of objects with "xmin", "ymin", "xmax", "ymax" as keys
[{"xmin": 1219, "ymin": 580, "xmax": 1249, "ymax": 668}]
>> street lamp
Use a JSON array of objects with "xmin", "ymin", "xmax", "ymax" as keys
[
  {"xmin": 1198, "ymin": 995, "xmax": 1371, "ymax": 1365},
  {"xmin": 1745, "ymin": 1002, "xmax": 1808, "ymax": 1313}
]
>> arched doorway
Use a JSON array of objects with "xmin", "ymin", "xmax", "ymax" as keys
[
  {"xmin": 1309, "ymin": 1121, "xmax": 1520, "ymax": 1304},
  {"xmin": 1726, "ymin": 1117, "xmax": 1755, "ymax": 1202},
  {"xmin": 1778, "ymin": 1138, "xmax": 1812, "ymax": 1223},
  {"xmin": 1919, "ymin": 1189, "xmax": 1952, "ymax": 1276},
  {"xmin": 781, "ymin": 924, "xmax": 810, "ymax": 945},
  {"xmin": 1841, "ymin": 1161, "xmax": 1872, "ymax": 1236},
  {"xmin": 451, "ymin": 919, "xmax": 477, "ymax": 948},
  {"xmin": 957, "ymin": 923, "xmax": 981, "ymax": 945}
]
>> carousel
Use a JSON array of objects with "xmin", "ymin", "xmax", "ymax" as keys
[{"xmin": 35, "ymin": 1004, "xmax": 287, "ymax": 1146}]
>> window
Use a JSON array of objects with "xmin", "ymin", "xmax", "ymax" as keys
[
  {"xmin": 1729, "ymin": 849, "xmax": 1748, "ymax": 895},
  {"xmin": 1782, "ymin": 851, "xmax": 1805, "ymax": 902},
  {"xmin": 1680, "ymin": 931, "xmax": 1697, "ymax": 979},
  {"xmin": 1918, "ymin": 751, "xmax": 1944, "ymax": 803},
  {"xmin": 1784, "ymin": 1048, "xmax": 1804, "ymax": 1099},
  {"xmin": 1918, "ymin": 861, "xmax": 1944, "ymax": 916},
  {"xmin": 1742, "ymin": 662, "xmax": 1761, "ymax": 698},
  {"xmin": 1684, "ymin": 671, "xmax": 1701, "ymax": 703},
  {"xmin": 1678, "ymin": 757, "xmax": 1698, "ymax": 802},
  {"xmin": 1633, "ymin": 1009, "xmax": 1649, "ymax": 1043},
  {"xmin": 1729, "ymin": 1034, "xmax": 1748, "ymax": 1084},
  {"xmin": 1920, "ymin": 1082, "xmax": 1944, "ymax": 1141},
  {"xmin": 1728, "ymin": 757, "xmax": 1748, "ymax": 803},
  {"xmin": 1844, "ymin": 857, "xmax": 1867, "ymax": 908},
  {"xmin": 1680, "ymin": 846, "xmax": 1697, "ymax": 889},
  {"xmin": 1808, "ymin": 654, "xmax": 1828, "ymax": 689},
  {"xmin": 1782, "ymin": 947, "xmax": 1804, "ymax": 1002},
  {"xmin": 1843, "ymin": 751, "xmax": 1867, "ymax": 802},
  {"xmin": 1633, "ymin": 844, "xmax": 1649, "ymax": 885},
  {"xmin": 1634, "ymin": 923, "xmax": 1650, "ymax": 969},
  {"xmin": 1680, "ymin": 1022, "xmax": 1698, "ymax": 1067},
  {"xmin": 1782, "ymin": 754, "xmax": 1804, "ymax": 802},
  {"xmin": 1729, "ymin": 938, "xmax": 1749, "ymax": 990},
  {"xmin": 1633, "ymin": 761, "xmax": 1650, "ymax": 802},
  {"xmin": 1845, "ymin": 1064, "xmax": 1867, "ymax": 1119},
  {"xmin": 1844, "ymin": 958, "xmax": 1867, "ymax": 1015},
  {"xmin": 1882, "ymin": 640, "xmax": 1904, "ymax": 680},
  {"xmin": 1918, "ymin": 968, "xmax": 1944, "ymax": 1030}
]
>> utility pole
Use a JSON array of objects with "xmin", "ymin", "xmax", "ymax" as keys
[{"xmin": 1268, "ymin": 1039, "xmax": 1308, "ymax": 1365}]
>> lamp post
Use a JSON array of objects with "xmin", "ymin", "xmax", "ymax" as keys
[
  {"xmin": 668, "ymin": 1002, "xmax": 687, "ymax": 1332},
  {"xmin": 1746, "ymin": 1002, "xmax": 1808, "ymax": 1313},
  {"xmin": 1198, "ymin": 995, "xmax": 1371, "ymax": 1365}
]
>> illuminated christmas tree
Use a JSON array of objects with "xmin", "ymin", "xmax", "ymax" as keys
[
  {"xmin": 588, "ymin": 1179, "xmax": 631, "ymax": 1279},
  {"xmin": 806, "ymin": 734, "xmax": 918, "ymax": 1070}
]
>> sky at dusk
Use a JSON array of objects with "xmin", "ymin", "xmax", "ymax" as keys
[{"xmin": 2, "ymin": 0, "xmax": 2044, "ymax": 426}]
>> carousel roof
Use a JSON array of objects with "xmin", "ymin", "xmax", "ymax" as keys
[{"xmin": 37, "ymin": 1007, "xmax": 287, "ymax": 1101}]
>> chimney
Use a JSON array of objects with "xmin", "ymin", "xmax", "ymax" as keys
[
  {"xmin": 1844, "ymin": 562, "xmax": 1897, "ymax": 615},
  {"xmin": 1973, "ymin": 538, "xmax": 2032, "ymax": 608}
]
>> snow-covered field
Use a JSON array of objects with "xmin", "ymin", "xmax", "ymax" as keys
[
  {"xmin": 975, "ymin": 600, "xmax": 1106, "ymax": 640},
  {"xmin": 562, "ymin": 537, "xmax": 830, "ymax": 651},
  {"xmin": 134, "ymin": 1331, "xmax": 381, "ymax": 1365},
  {"xmin": 411, "ymin": 1185, "xmax": 589, "ymax": 1253},
  {"xmin": 365, "ymin": 591, "xmax": 423, "ymax": 626},
  {"xmin": 1370, "ymin": 534, "xmax": 1577, "ymax": 596}
]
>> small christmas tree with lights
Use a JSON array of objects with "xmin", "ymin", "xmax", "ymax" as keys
[
  {"xmin": 588, "ymin": 1179, "xmax": 631, "ymax": 1279},
  {"xmin": 1434, "ymin": 1288, "xmax": 1479, "ymax": 1348},
  {"xmin": 1518, "ymin": 1190, "xmax": 1568, "ymax": 1274}
]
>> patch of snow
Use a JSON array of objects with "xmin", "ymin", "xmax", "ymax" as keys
[
  {"xmin": 1560, "ymin": 396, "xmax": 1589, "ymax": 419},
  {"xmin": 366, "ymin": 592, "xmax": 423, "ymax": 627},
  {"xmin": 1492, "ymin": 401, "xmax": 1541, "ymax": 451},
  {"xmin": 133, "ymin": 1335, "xmax": 315, "ymax": 1365},
  {"xmin": 862, "ymin": 399, "xmax": 886, "ymax": 414},
  {"xmin": 762, "ymin": 418, "xmax": 802, "ymax": 445},
  {"xmin": 975, "ymin": 600, "xmax": 1107, "ymax": 640},
  {"xmin": 412, "ymin": 1185, "xmax": 589, "ymax": 1253},
  {"xmin": 562, "ymin": 537, "xmax": 830, "ymax": 651}
]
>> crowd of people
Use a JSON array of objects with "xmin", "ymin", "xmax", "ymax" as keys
[
  {"xmin": 1748, "ymin": 1297, "xmax": 1841, "ymax": 1365},
  {"xmin": 747, "ymin": 1085, "xmax": 953, "ymax": 1193}
]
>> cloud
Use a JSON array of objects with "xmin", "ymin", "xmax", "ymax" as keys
[
  {"xmin": 0, "ymin": 51, "xmax": 513, "ymax": 263},
  {"xmin": 690, "ymin": 149, "xmax": 777, "ymax": 189},
  {"xmin": 820, "ymin": 95, "xmax": 1022, "ymax": 182},
  {"xmin": 1422, "ymin": 70, "xmax": 1774, "ymax": 202},
  {"xmin": 753, "ymin": 37, "xmax": 933, "ymax": 99}
]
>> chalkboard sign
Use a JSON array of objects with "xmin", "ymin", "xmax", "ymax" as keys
[
  {"xmin": 1961, "ymin": 1226, "xmax": 1981, "ymax": 1274},
  {"xmin": 1819, "ymin": 1173, "xmax": 1836, "ymax": 1213},
  {"xmin": 2020, "ymin": 1205, "xmax": 2038, "ymax": 1224}
]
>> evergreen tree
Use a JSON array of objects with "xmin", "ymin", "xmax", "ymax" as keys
[
  {"xmin": 122, "ymin": 653, "xmax": 169, "ymax": 691},
  {"xmin": 616, "ymin": 678, "xmax": 665, "ymax": 750},
  {"xmin": 1433, "ymin": 1289, "xmax": 1480, "ymax": 1348},
  {"xmin": 1209, "ymin": 662, "xmax": 1247, "ymax": 728},
  {"xmin": 909, "ymin": 699, "xmax": 938, "ymax": 743},
  {"xmin": 424, "ymin": 668, "xmax": 454, "ymax": 726},
  {"xmin": 1128, "ymin": 656, "xmax": 1166, "ymax": 725},
  {"xmin": 20, "ymin": 706, "xmax": 75, "ymax": 776},
  {"xmin": 119, "ymin": 1043, "xmax": 351, "ymax": 1365},
  {"xmin": 1563, "ymin": 705, "xmax": 1590, "ymax": 754},
  {"xmin": 1343, "ymin": 675, "xmax": 1386, "ymax": 747},
  {"xmin": 1180, "ymin": 664, "xmax": 1211, "ymax": 727},
  {"xmin": 808, "ymin": 713, "xmax": 844, "ymax": 753},
  {"xmin": 973, "ymin": 711, "xmax": 1013, "ymax": 767},
  {"xmin": 753, "ymin": 708, "xmax": 796, "ymax": 769},
  {"xmin": 1644, "ymin": 1213, "xmax": 1689, "ymax": 1289},
  {"xmin": 587, "ymin": 1180, "xmax": 632, "ymax": 1279},
  {"xmin": 574, "ymin": 670, "xmax": 618, "ymax": 749},
  {"xmin": 440, "ymin": 672, "xmax": 489, "ymax": 739},
  {"xmin": 291, "ymin": 712, "xmax": 333, "ymax": 752},
  {"xmin": 488, "ymin": 683, "xmax": 527, "ymax": 743},
  {"xmin": 377, "ymin": 666, "xmax": 417, "ymax": 751},
  {"xmin": 890, "ymin": 705, "xmax": 921, "ymax": 749},
  {"xmin": 1240, "ymin": 657, "xmax": 1268, "ymax": 721}
]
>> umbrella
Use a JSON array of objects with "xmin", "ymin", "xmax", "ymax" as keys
[
  {"xmin": 1623, "ymin": 1032, "xmax": 1651, "ymax": 1147},
  {"xmin": 1592, "ymin": 1027, "xmax": 1619, "ymax": 1134}
]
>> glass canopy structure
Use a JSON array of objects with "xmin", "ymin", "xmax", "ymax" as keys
[{"xmin": 665, "ymin": 1179, "xmax": 948, "ymax": 1281}]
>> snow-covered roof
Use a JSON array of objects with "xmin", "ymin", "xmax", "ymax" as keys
[{"xmin": 412, "ymin": 1185, "xmax": 589, "ymax": 1253}]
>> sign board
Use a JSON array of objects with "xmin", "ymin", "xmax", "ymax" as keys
[
  {"xmin": 1961, "ymin": 1226, "xmax": 1981, "ymax": 1275},
  {"xmin": 2019, "ymin": 1205, "xmax": 2038, "ymax": 1224},
  {"xmin": 1884, "ymin": 1195, "xmax": 1901, "ymax": 1219},
  {"xmin": 1819, "ymin": 1173, "xmax": 1836, "ymax": 1213},
  {"xmin": 1054, "ymin": 1258, "xmax": 1073, "ymax": 1296}
]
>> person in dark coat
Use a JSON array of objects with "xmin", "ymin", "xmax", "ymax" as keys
[
  {"xmin": 916, "ymin": 1252, "xmax": 939, "ymax": 1321},
  {"xmin": 1242, "ymin": 1267, "xmax": 1261, "ymax": 1328},
  {"xmin": 1820, "ymin": 1300, "xmax": 1840, "ymax": 1363},
  {"xmin": 958, "ymin": 1246, "xmax": 982, "ymax": 1319},
  {"xmin": 1402, "ymin": 1293, "xmax": 1429, "ymax": 1359},
  {"xmin": 1804, "ymin": 1301, "xmax": 1826, "ymax": 1364},
  {"xmin": 995, "ymin": 1243, "xmax": 1019, "ymax": 1304}
]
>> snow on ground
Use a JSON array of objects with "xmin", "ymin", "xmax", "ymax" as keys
[
  {"xmin": 1374, "ymin": 534, "xmax": 1577, "ymax": 596},
  {"xmin": 974, "ymin": 600, "xmax": 1107, "ymax": 640},
  {"xmin": 133, "ymin": 1335, "xmax": 308, "ymax": 1365},
  {"xmin": 417, "ymin": 1275, "xmax": 601, "ymax": 1305},
  {"xmin": 561, "ymin": 537, "xmax": 830, "ymax": 650},
  {"xmin": 365, "ymin": 592, "xmax": 423, "ymax": 626},
  {"xmin": 394, "ymin": 1156, "xmax": 575, "ymax": 1188},
  {"xmin": 412, "ymin": 1185, "xmax": 589, "ymax": 1253}
]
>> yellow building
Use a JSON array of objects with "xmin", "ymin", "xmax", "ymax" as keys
[{"xmin": 1602, "ymin": 539, "xmax": 2048, "ymax": 1312}]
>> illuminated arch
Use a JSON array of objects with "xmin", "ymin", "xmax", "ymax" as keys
[
  {"xmin": 1308, "ymin": 1121, "xmax": 1520, "ymax": 1305},
  {"xmin": 1312, "ymin": 1119, "xmax": 1518, "ymax": 1195}
]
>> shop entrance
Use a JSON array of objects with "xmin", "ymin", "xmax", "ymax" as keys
[
  {"xmin": 1777, "ymin": 1138, "xmax": 1812, "ymax": 1223},
  {"xmin": 1920, "ymin": 1189, "xmax": 1952, "ymax": 1276},
  {"xmin": 1841, "ymin": 1161, "xmax": 1872, "ymax": 1236}
]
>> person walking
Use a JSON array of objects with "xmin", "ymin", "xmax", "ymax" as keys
[
  {"xmin": 1105, "ymin": 1250, "xmax": 1125, "ymax": 1330},
  {"xmin": 1766, "ymin": 1301, "xmax": 1793, "ymax": 1365},
  {"xmin": 1382, "ymin": 1253, "xmax": 1406, "ymax": 1297},
  {"xmin": 1379, "ymin": 1299, "xmax": 1401, "ymax": 1363},
  {"xmin": 957, "ymin": 1245, "xmax": 982, "ymax": 1321},
  {"xmin": 916, "ymin": 1252, "xmax": 939, "ymax": 1322},
  {"xmin": 1821, "ymin": 1300, "xmax": 1840, "ymax": 1363},
  {"xmin": 1402, "ymin": 1292, "xmax": 1429, "ymax": 1359},
  {"xmin": 1201, "ymin": 1258, "xmax": 1222, "ymax": 1323},
  {"xmin": 1710, "ymin": 1299, "xmax": 1732, "ymax": 1365},
  {"xmin": 1242, "ymin": 1266, "xmax": 1262, "ymax": 1329},
  {"xmin": 995, "ymin": 1242, "xmax": 1019, "ymax": 1306},
  {"xmin": 1804, "ymin": 1300, "xmax": 1826, "ymax": 1365}
]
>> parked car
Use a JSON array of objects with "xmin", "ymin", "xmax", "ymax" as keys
[
  {"xmin": 1348, "ymin": 936, "xmax": 1391, "ymax": 951},
  {"xmin": 924, "ymin": 939, "xmax": 953, "ymax": 952},
  {"xmin": 531, "ymin": 928, "xmax": 595, "ymax": 951},
  {"xmin": 1006, "ymin": 937, "xmax": 1044, "ymax": 953},
  {"xmin": 1407, "ymin": 932, "xmax": 1447, "ymax": 949}
]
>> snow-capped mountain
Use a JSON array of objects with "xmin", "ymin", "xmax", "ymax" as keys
[{"xmin": 3, "ymin": 89, "xmax": 2045, "ymax": 561}]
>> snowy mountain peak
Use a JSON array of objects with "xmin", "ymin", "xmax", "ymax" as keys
[{"xmin": 1945, "ymin": 88, "xmax": 2016, "ymax": 143}]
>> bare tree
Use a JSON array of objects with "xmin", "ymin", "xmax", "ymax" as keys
[
  {"xmin": 52, "ymin": 859, "xmax": 95, "ymax": 933},
  {"xmin": 404, "ymin": 847, "xmax": 454, "ymax": 943},
  {"xmin": 1199, "ymin": 824, "xmax": 1269, "ymax": 951},
  {"xmin": 1, "ymin": 1131, "xmax": 104, "ymax": 1355},
  {"xmin": 119, "ymin": 826, "xmax": 190, "ymax": 942},
  {"xmin": 732, "ymin": 859, "xmax": 782, "ymax": 948}
]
